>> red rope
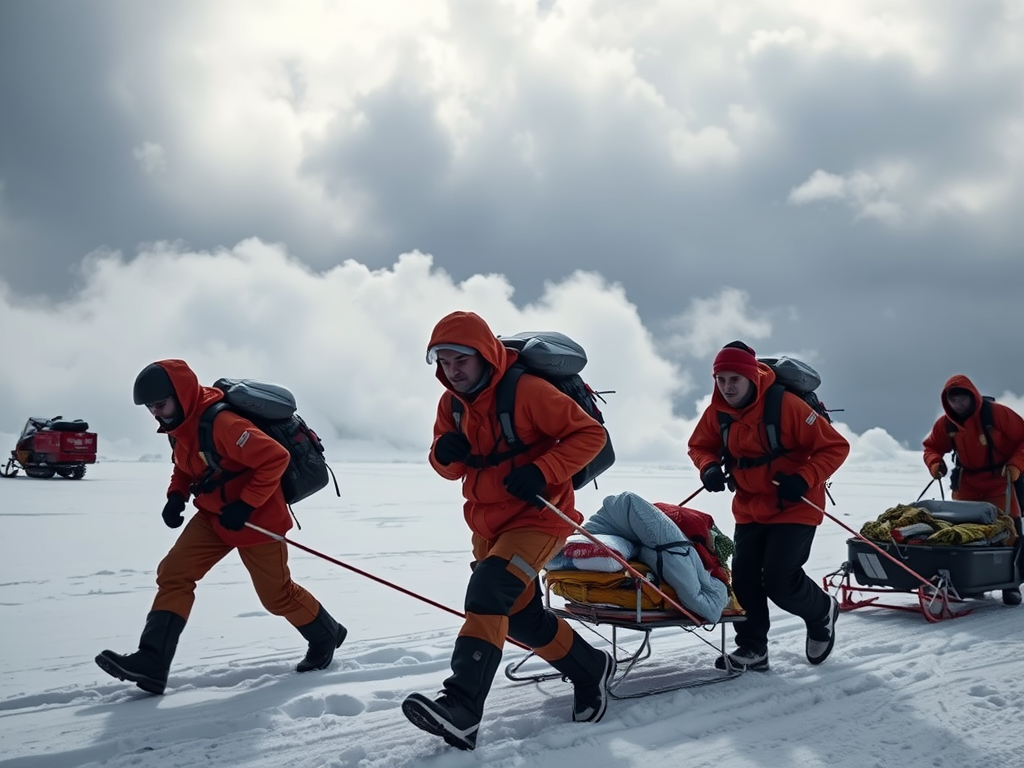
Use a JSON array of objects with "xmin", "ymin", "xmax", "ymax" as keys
[
  {"xmin": 796, "ymin": 494, "xmax": 934, "ymax": 590},
  {"xmin": 244, "ymin": 522, "xmax": 530, "ymax": 651}
]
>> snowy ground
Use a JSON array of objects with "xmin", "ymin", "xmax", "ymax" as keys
[{"xmin": 1, "ymin": 457, "xmax": 1022, "ymax": 768}]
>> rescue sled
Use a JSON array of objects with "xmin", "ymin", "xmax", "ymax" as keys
[
  {"xmin": 504, "ymin": 567, "xmax": 747, "ymax": 699},
  {"xmin": 824, "ymin": 498, "xmax": 1023, "ymax": 622},
  {"xmin": 1, "ymin": 416, "xmax": 98, "ymax": 480}
]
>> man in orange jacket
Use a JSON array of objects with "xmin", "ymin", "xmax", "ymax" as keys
[
  {"xmin": 688, "ymin": 341, "xmax": 850, "ymax": 671},
  {"xmin": 95, "ymin": 360, "xmax": 346, "ymax": 694},
  {"xmin": 402, "ymin": 312, "xmax": 613, "ymax": 751},
  {"xmin": 922, "ymin": 374, "xmax": 1024, "ymax": 605}
]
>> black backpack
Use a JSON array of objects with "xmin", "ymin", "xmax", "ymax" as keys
[
  {"xmin": 450, "ymin": 331, "xmax": 615, "ymax": 489},
  {"xmin": 717, "ymin": 356, "xmax": 838, "ymax": 471},
  {"xmin": 195, "ymin": 379, "xmax": 340, "ymax": 506}
]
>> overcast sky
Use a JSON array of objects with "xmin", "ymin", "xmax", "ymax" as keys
[{"xmin": 1, "ymin": 0, "xmax": 1022, "ymax": 456}]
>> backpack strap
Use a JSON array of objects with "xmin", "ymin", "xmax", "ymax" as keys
[
  {"xmin": 947, "ymin": 396, "xmax": 1000, "ymax": 474},
  {"xmin": 450, "ymin": 363, "xmax": 531, "ymax": 469},
  {"xmin": 191, "ymin": 402, "xmax": 243, "ymax": 498},
  {"xmin": 198, "ymin": 402, "xmax": 228, "ymax": 470},
  {"xmin": 761, "ymin": 383, "xmax": 785, "ymax": 457},
  {"xmin": 716, "ymin": 411, "xmax": 734, "ymax": 472},
  {"xmin": 717, "ymin": 383, "xmax": 788, "ymax": 471}
]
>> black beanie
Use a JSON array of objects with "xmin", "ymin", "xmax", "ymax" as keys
[{"xmin": 133, "ymin": 363, "xmax": 176, "ymax": 405}]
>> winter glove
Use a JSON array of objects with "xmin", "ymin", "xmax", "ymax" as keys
[
  {"xmin": 700, "ymin": 464, "xmax": 727, "ymax": 493},
  {"xmin": 161, "ymin": 492, "xmax": 187, "ymax": 529},
  {"xmin": 503, "ymin": 463, "xmax": 547, "ymax": 507},
  {"xmin": 219, "ymin": 500, "xmax": 256, "ymax": 531},
  {"xmin": 774, "ymin": 472, "xmax": 810, "ymax": 504},
  {"xmin": 929, "ymin": 460, "xmax": 948, "ymax": 479},
  {"xmin": 1003, "ymin": 464, "xmax": 1022, "ymax": 483},
  {"xmin": 433, "ymin": 432, "xmax": 472, "ymax": 466}
]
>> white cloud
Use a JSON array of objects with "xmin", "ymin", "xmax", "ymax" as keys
[
  {"xmin": 668, "ymin": 125, "xmax": 739, "ymax": 169},
  {"xmin": 787, "ymin": 169, "xmax": 846, "ymax": 203},
  {"xmin": 0, "ymin": 244, "xmax": 699, "ymax": 463},
  {"xmin": 661, "ymin": 288, "xmax": 774, "ymax": 359},
  {"xmin": 132, "ymin": 142, "xmax": 166, "ymax": 174},
  {"xmin": 788, "ymin": 164, "xmax": 909, "ymax": 224},
  {"xmin": 0, "ymin": 247, "xmax": 943, "ymax": 467},
  {"xmin": 747, "ymin": 26, "xmax": 809, "ymax": 56}
]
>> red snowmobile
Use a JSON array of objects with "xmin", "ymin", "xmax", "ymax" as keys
[{"xmin": 1, "ymin": 416, "xmax": 98, "ymax": 479}]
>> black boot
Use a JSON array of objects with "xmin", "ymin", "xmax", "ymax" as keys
[
  {"xmin": 1003, "ymin": 588, "xmax": 1022, "ymax": 606},
  {"xmin": 548, "ymin": 631, "xmax": 616, "ymax": 723},
  {"xmin": 95, "ymin": 610, "xmax": 186, "ymax": 695},
  {"xmin": 295, "ymin": 605, "xmax": 348, "ymax": 672},
  {"xmin": 402, "ymin": 636, "xmax": 502, "ymax": 750}
]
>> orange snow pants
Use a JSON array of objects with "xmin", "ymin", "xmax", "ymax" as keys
[
  {"xmin": 461, "ymin": 530, "xmax": 576, "ymax": 665},
  {"xmin": 151, "ymin": 512, "xmax": 319, "ymax": 626}
]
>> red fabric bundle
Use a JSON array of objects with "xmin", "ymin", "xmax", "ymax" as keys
[{"xmin": 654, "ymin": 502, "xmax": 730, "ymax": 583}]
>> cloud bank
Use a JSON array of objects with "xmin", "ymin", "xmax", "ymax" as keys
[{"xmin": 0, "ymin": 243, "xmax": 957, "ymax": 472}]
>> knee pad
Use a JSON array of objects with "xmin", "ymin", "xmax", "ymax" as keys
[
  {"xmin": 465, "ymin": 556, "xmax": 528, "ymax": 616},
  {"xmin": 507, "ymin": 583, "xmax": 558, "ymax": 648}
]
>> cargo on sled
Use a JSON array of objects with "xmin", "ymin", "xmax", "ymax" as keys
[
  {"xmin": 824, "ymin": 496, "xmax": 1023, "ymax": 622},
  {"xmin": 504, "ymin": 492, "xmax": 747, "ymax": 699}
]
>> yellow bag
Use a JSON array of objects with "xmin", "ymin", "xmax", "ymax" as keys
[{"xmin": 545, "ymin": 564, "xmax": 682, "ymax": 611}]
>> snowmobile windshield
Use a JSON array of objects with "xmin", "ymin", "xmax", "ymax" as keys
[{"xmin": 19, "ymin": 419, "xmax": 45, "ymax": 440}]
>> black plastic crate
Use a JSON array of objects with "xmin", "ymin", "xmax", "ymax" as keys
[{"xmin": 847, "ymin": 538, "xmax": 1021, "ymax": 593}]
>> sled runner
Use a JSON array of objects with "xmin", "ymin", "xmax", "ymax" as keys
[
  {"xmin": 823, "ymin": 498, "xmax": 1023, "ymax": 622},
  {"xmin": 504, "ymin": 568, "xmax": 747, "ymax": 699}
]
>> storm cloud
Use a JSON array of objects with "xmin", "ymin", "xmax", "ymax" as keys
[{"xmin": 1, "ymin": 0, "xmax": 1021, "ymax": 447}]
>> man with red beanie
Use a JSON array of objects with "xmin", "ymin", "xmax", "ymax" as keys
[
  {"xmin": 922, "ymin": 374, "xmax": 1024, "ymax": 605},
  {"xmin": 688, "ymin": 341, "xmax": 850, "ymax": 671}
]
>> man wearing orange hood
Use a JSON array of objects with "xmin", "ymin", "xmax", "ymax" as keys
[
  {"xmin": 402, "ymin": 312, "xmax": 613, "ymax": 751},
  {"xmin": 95, "ymin": 359, "xmax": 346, "ymax": 695},
  {"xmin": 688, "ymin": 341, "xmax": 850, "ymax": 672},
  {"xmin": 922, "ymin": 374, "xmax": 1024, "ymax": 605}
]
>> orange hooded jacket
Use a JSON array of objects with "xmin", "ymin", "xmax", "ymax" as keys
[
  {"xmin": 922, "ymin": 374, "xmax": 1024, "ymax": 516},
  {"xmin": 688, "ymin": 362, "xmax": 850, "ymax": 525},
  {"xmin": 427, "ymin": 312, "xmax": 608, "ymax": 540},
  {"xmin": 157, "ymin": 359, "xmax": 292, "ymax": 547}
]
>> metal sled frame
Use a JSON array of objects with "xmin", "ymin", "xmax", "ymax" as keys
[
  {"xmin": 823, "ymin": 561, "xmax": 974, "ymax": 623},
  {"xmin": 504, "ymin": 578, "xmax": 747, "ymax": 699}
]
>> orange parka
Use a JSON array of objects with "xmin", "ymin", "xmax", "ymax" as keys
[
  {"xmin": 427, "ymin": 312, "xmax": 608, "ymax": 540},
  {"xmin": 922, "ymin": 374, "xmax": 1024, "ymax": 516},
  {"xmin": 157, "ymin": 360, "xmax": 293, "ymax": 547},
  {"xmin": 688, "ymin": 362, "xmax": 850, "ymax": 525}
]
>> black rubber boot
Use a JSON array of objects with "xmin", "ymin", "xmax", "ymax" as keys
[
  {"xmin": 402, "ymin": 636, "xmax": 502, "ymax": 750},
  {"xmin": 295, "ymin": 605, "xmax": 348, "ymax": 672},
  {"xmin": 547, "ymin": 631, "xmax": 616, "ymax": 723},
  {"xmin": 95, "ymin": 610, "xmax": 186, "ymax": 695}
]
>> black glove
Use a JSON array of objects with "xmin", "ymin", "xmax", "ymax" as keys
[
  {"xmin": 774, "ymin": 472, "xmax": 809, "ymax": 504},
  {"xmin": 219, "ymin": 500, "xmax": 256, "ymax": 531},
  {"xmin": 434, "ymin": 432, "xmax": 472, "ymax": 466},
  {"xmin": 930, "ymin": 460, "xmax": 948, "ymax": 479},
  {"xmin": 503, "ymin": 463, "xmax": 547, "ymax": 507},
  {"xmin": 161, "ymin": 493, "xmax": 187, "ymax": 529},
  {"xmin": 701, "ymin": 464, "xmax": 727, "ymax": 493}
]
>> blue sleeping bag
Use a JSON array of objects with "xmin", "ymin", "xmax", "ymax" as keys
[{"xmin": 583, "ymin": 491, "xmax": 730, "ymax": 622}]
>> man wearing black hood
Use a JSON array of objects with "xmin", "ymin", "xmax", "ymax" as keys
[{"xmin": 94, "ymin": 360, "xmax": 346, "ymax": 694}]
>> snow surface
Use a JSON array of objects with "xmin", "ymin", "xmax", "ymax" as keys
[{"xmin": 2, "ymin": 456, "xmax": 1022, "ymax": 768}]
